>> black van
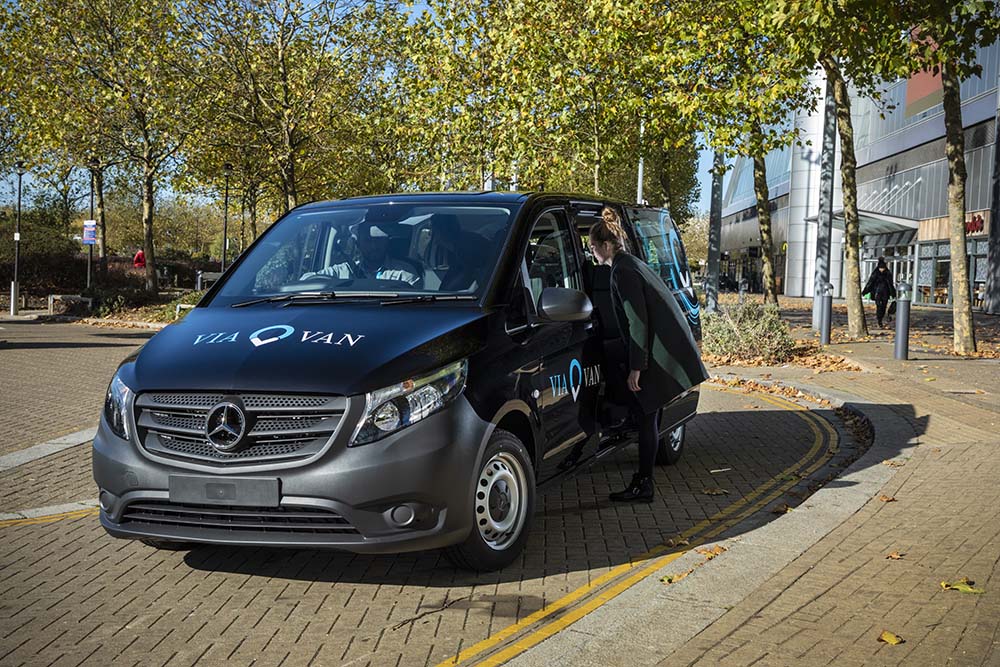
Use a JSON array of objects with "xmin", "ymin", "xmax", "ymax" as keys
[{"xmin": 94, "ymin": 192, "xmax": 703, "ymax": 571}]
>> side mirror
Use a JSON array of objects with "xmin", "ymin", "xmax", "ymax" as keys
[{"xmin": 538, "ymin": 287, "xmax": 593, "ymax": 322}]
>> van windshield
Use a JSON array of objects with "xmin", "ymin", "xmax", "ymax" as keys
[{"xmin": 211, "ymin": 203, "xmax": 519, "ymax": 304}]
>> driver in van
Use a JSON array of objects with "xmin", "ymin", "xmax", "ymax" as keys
[{"xmin": 304, "ymin": 221, "xmax": 422, "ymax": 287}]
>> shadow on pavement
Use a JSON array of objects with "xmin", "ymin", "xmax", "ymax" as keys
[{"xmin": 181, "ymin": 402, "xmax": 926, "ymax": 586}]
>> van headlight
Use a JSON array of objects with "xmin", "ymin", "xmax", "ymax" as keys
[
  {"xmin": 351, "ymin": 359, "xmax": 467, "ymax": 446},
  {"xmin": 103, "ymin": 372, "xmax": 133, "ymax": 440}
]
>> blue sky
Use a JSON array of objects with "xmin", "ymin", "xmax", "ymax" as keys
[{"xmin": 695, "ymin": 147, "xmax": 716, "ymax": 213}]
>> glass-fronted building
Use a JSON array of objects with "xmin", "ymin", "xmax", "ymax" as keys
[{"xmin": 719, "ymin": 40, "xmax": 1000, "ymax": 314}]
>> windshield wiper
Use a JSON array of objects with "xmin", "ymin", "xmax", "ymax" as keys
[
  {"xmin": 379, "ymin": 294, "xmax": 479, "ymax": 306},
  {"xmin": 232, "ymin": 292, "xmax": 340, "ymax": 308}
]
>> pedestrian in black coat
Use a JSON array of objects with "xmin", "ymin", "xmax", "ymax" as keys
[
  {"xmin": 588, "ymin": 208, "xmax": 708, "ymax": 502},
  {"xmin": 862, "ymin": 258, "xmax": 897, "ymax": 327}
]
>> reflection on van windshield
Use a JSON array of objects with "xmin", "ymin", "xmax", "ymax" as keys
[{"xmin": 214, "ymin": 204, "xmax": 517, "ymax": 301}]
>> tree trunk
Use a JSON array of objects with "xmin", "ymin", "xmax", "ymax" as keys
[
  {"xmin": 941, "ymin": 58, "xmax": 977, "ymax": 354},
  {"xmin": 821, "ymin": 56, "xmax": 867, "ymax": 337},
  {"xmin": 282, "ymin": 125, "xmax": 298, "ymax": 212},
  {"xmin": 751, "ymin": 150, "xmax": 779, "ymax": 305},
  {"xmin": 592, "ymin": 132, "xmax": 601, "ymax": 194},
  {"xmin": 94, "ymin": 167, "xmax": 107, "ymax": 276},
  {"xmin": 240, "ymin": 193, "xmax": 246, "ymax": 253},
  {"xmin": 248, "ymin": 183, "xmax": 259, "ymax": 239},
  {"xmin": 284, "ymin": 166, "xmax": 297, "ymax": 212},
  {"xmin": 141, "ymin": 161, "xmax": 158, "ymax": 293},
  {"xmin": 705, "ymin": 149, "xmax": 724, "ymax": 313}
]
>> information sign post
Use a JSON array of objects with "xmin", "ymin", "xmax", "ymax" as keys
[{"xmin": 82, "ymin": 220, "xmax": 97, "ymax": 289}]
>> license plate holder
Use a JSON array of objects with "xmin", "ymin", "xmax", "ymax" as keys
[{"xmin": 168, "ymin": 475, "xmax": 280, "ymax": 507}]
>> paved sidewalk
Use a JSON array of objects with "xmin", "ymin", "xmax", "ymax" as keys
[
  {"xmin": 661, "ymin": 335, "xmax": 1000, "ymax": 664},
  {"xmin": 0, "ymin": 320, "xmax": 153, "ymax": 455}
]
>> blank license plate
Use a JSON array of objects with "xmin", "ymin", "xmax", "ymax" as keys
[{"xmin": 168, "ymin": 475, "xmax": 280, "ymax": 507}]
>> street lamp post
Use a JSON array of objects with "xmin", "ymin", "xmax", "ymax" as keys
[
  {"xmin": 86, "ymin": 158, "xmax": 98, "ymax": 289},
  {"xmin": 221, "ymin": 163, "xmax": 233, "ymax": 272},
  {"xmin": 10, "ymin": 160, "xmax": 25, "ymax": 316}
]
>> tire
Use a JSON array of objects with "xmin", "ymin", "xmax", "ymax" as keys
[
  {"xmin": 655, "ymin": 423, "xmax": 685, "ymax": 466},
  {"xmin": 139, "ymin": 538, "xmax": 194, "ymax": 551},
  {"xmin": 444, "ymin": 429, "xmax": 536, "ymax": 572}
]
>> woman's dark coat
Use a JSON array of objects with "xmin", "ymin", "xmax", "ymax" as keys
[
  {"xmin": 863, "ymin": 269, "xmax": 896, "ymax": 302},
  {"xmin": 610, "ymin": 252, "xmax": 709, "ymax": 414}
]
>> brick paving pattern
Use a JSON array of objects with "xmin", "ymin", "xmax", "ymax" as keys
[
  {"xmin": 0, "ymin": 387, "xmax": 844, "ymax": 667},
  {"xmin": 665, "ymin": 341, "xmax": 1000, "ymax": 665},
  {"xmin": 0, "ymin": 321, "xmax": 153, "ymax": 455},
  {"xmin": 0, "ymin": 445, "xmax": 95, "ymax": 513}
]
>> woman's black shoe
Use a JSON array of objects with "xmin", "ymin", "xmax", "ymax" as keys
[{"xmin": 609, "ymin": 475, "xmax": 654, "ymax": 502}]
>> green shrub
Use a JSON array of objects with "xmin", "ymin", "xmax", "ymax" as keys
[
  {"xmin": 702, "ymin": 302, "xmax": 795, "ymax": 364},
  {"xmin": 138, "ymin": 290, "xmax": 206, "ymax": 322},
  {"xmin": 84, "ymin": 287, "xmax": 161, "ymax": 318}
]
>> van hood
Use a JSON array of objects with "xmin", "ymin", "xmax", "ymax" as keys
[{"xmin": 121, "ymin": 303, "xmax": 489, "ymax": 396}]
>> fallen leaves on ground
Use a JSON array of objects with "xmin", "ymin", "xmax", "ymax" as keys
[
  {"xmin": 940, "ymin": 577, "xmax": 985, "ymax": 594},
  {"xmin": 661, "ymin": 545, "xmax": 729, "ymax": 585},
  {"xmin": 885, "ymin": 551, "xmax": 905, "ymax": 560},
  {"xmin": 879, "ymin": 494, "xmax": 897, "ymax": 503},
  {"xmin": 878, "ymin": 630, "xmax": 905, "ymax": 645},
  {"xmin": 660, "ymin": 569, "xmax": 694, "ymax": 584},
  {"xmin": 702, "ymin": 487, "xmax": 730, "ymax": 496},
  {"xmin": 771, "ymin": 503, "xmax": 794, "ymax": 514},
  {"xmin": 695, "ymin": 545, "xmax": 728, "ymax": 560},
  {"xmin": 882, "ymin": 460, "xmax": 906, "ymax": 468},
  {"xmin": 703, "ymin": 340, "xmax": 862, "ymax": 373},
  {"xmin": 836, "ymin": 407, "xmax": 875, "ymax": 447},
  {"xmin": 665, "ymin": 536, "xmax": 690, "ymax": 548}
]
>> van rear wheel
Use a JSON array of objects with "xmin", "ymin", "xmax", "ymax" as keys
[
  {"xmin": 444, "ymin": 429, "xmax": 535, "ymax": 572},
  {"xmin": 655, "ymin": 423, "xmax": 685, "ymax": 466}
]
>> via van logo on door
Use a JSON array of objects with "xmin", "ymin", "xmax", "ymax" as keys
[{"xmin": 549, "ymin": 359, "xmax": 600, "ymax": 402}]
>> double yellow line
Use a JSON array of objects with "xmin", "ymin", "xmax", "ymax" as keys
[
  {"xmin": 0, "ymin": 507, "xmax": 98, "ymax": 529},
  {"xmin": 438, "ymin": 386, "xmax": 838, "ymax": 667},
  {"xmin": 0, "ymin": 387, "xmax": 839, "ymax": 667}
]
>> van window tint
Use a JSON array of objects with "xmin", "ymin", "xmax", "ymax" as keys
[
  {"xmin": 525, "ymin": 210, "xmax": 580, "ymax": 306},
  {"xmin": 212, "ymin": 203, "xmax": 518, "ymax": 304},
  {"xmin": 628, "ymin": 207, "xmax": 691, "ymax": 293}
]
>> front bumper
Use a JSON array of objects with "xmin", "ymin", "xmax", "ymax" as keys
[{"xmin": 93, "ymin": 395, "xmax": 492, "ymax": 554}]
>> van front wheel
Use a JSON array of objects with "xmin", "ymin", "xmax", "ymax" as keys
[
  {"xmin": 444, "ymin": 429, "xmax": 535, "ymax": 572},
  {"xmin": 655, "ymin": 423, "xmax": 685, "ymax": 466}
]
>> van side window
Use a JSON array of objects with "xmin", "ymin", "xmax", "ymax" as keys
[{"xmin": 524, "ymin": 210, "xmax": 581, "ymax": 307}]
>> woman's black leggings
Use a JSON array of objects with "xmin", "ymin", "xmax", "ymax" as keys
[
  {"xmin": 875, "ymin": 297, "xmax": 889, "ymax": 323},
  {"xmin": 634, "ymin": 405, "xmax": 659, "ymax": 478}
]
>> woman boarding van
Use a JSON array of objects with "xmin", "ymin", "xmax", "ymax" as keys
[{"xmin": 94, "ymin": 192, "xmax": 705, "ymax": 571}]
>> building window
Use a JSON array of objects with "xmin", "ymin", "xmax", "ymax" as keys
[{"xmin": 915, "ymin": 238, "xmax": 989, "ymax": 308}]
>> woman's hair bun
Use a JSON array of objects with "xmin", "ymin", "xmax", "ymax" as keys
[{"xmin": 589, "ymin": 207, "xmax": 626, "ymax": 251}]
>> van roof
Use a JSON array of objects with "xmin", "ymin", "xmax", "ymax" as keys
[
  {"xmin": 292, "ymin": 191, "xmax": 661, "ymax": 211},
  {"xmin": 296, "ymin": 191, "xmax": 534, "ymax": 211}
]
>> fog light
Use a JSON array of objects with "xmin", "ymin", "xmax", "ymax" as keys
[
  {"xmin": 99, "ymin": 490, "xmax": 115, "ymax": 512},
  {"xmin": 389, "ymin": 504, "xmax": 415, "ymax": 527}
]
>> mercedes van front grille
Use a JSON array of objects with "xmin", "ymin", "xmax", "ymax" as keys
[
  {"xmin": 120, "ymin": 500, "xmax": 359, "ymax": 535},
  {"xmin": 134, "ymin": 393, "xmax": 348, "ymax": 466}
]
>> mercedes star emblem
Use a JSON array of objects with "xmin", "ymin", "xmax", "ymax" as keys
[{"xmin": 205, "ymin": 401, "xmax": 248, "ymax": 452}]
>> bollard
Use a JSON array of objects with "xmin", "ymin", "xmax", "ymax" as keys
[
  {"xmin": 738, "ymin": 278, "xmax": 747, "ymax": 304},
  {"xmin": 894, "ymin": 281, "xmax": 911, "ymax": 360},
  {"xmin": 819, "ymin": 282, "xmax": 833, "ymax": 346}
]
